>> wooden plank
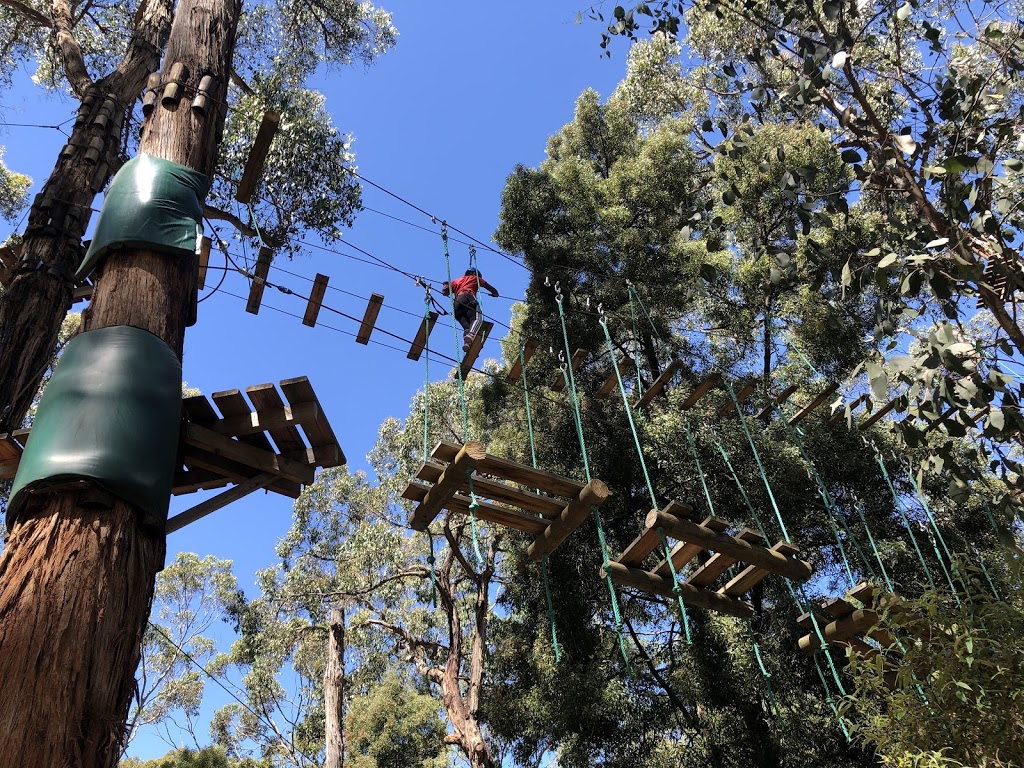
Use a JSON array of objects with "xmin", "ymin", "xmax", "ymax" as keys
[
  {"xmin": 279, "ymin": 376, "xmax": 345, "ymax": 467},
  {"xmin": 597, "ymin": 357, "xmax": 631, "ymax": 399},
  {"xmin": 528, "ymin": 479, "xmax": 612, "ymax": 560},
  {"xmin": 197, "ymin": 236, "xmax": 211, "ymax": 290},
  {"xmin": 181, "ymin": 447, "xmax": 300, "ymax": 498},
  {"xmin": 647, "ymin": 509, "xmax": 813, "ymax": 581},
  {"xmin": 755, "ymin": 384, "xmax": 800, "ymax": 419},
  {"xmin": 183, "ymin": 394, "xmax": 220, "ymax": 425},
  {"xmin": 409, "ymin": 441, "xmax": 487, "ymax": 531},
  {"xmin": 681, "ymin": 372, "xmax": 722, "ymax": 410},
  {"xmin": 166, "ymin": 473, "xmax": 277, "ymax": 533},
  {"xmin": 407, "ymin": 311, "xmax": 439, "ymax": 361},
  {"xmin": 829, "ymin": 393, "xmax": 870, "ymax": 424},
  {"xmin": 459, "ymin": 321, "xmax": 493, "ymax": 377},
  {"xmin": 172, "ymin": 466, "xmax": 232, "ymax": 495},
  {"xmin": 415, "ymin": 460, "xmax": 565, "ymax": 517},
  {"xmin": 404, "ymin": 480, "xmax": 549, "ymax": 535},
  {"xmin": 860, "ymin": 396, "xmax": 901, "ymax": 430},
  {"xmin": 688, "ymin": 529, "xmax": 767, "ymax": 588},
  {"xmin": 617, "ymin": 500, "xmax": 694, "ymax": 567},
  {"xmin": 211, "ymin": 389, "xmax": 275, "ymax": 453},
  {"xmin": 505, "ymin": 339, "xmax": 538, "ymax": 383},
  {"xmin": 637, "ymin": 360, "xmax": 683, "ymax": 408},
  {"xmin": 0, "ymin": 432, "xmax": 24, "ymax": 463},
  {"xmin": 716, "ymin": 380, "xmax": 759, "ymax": 416},
  {"xmin": 653, "ymin": 516, "xmax": 729, "ymax": 578},
  {"xmin": 550, "ymin": 348, "xmax": 588, "ymax": 392},
  {"xmin": 235, "ymin": 111, "xmax": 280, "ymax": 204},
  {"xmin": 603, "ymin": 562, "xmax": 755, "ymax": 618},
  {"xmin": 720, "ymin": 541, "xmax": 801, "ymax": 596},
  {"xmin": 356, "ymin": 293, "xmax": 384, "ymax": 345},
  {"xmin": 183, "ymin": 423, "xmax": 315, "ymax": 485},
  {"xmin": 797, "ymin": 609, "xmax": 881, "ymax": 654},
  {"xmin": 788, "ymin": 382, "xmax": 840, "ymax": 425},
  {"xmin": 847, "ymin": 581, "xmax": 875, "ymax": 604},
  {"xmin": 245, "ymin": 247, "xmax": 272, "ymax": 315},
  {"xmin": 302, "ymin": 273, "xmax": 329, "ymax": 327},
  {"xmin": 431, "ymin": 441, "xmax": 584, "ymax": 499},
  {"xmin": 208, "ymin": 401, "xmax": 318, "ymax": 438},
  {"xmin": 246, "ymin": 383, "xmax": 307, "ymax": 456}
]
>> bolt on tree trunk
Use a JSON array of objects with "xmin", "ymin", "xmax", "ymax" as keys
[
  {"xmin": 0, "ymin": 0, "xmax": 240, "ymax": 764},
  {"xmin": 325, "ymin": 608, "xmax": 346, "ymax": 768}
]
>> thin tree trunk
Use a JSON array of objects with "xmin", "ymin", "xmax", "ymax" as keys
[
  {"xmin": 325, "ymin": 608, "xmax": 345, "ymax": 768},
  {"xmin": 0, "ymin": 0, "xmax": 239, "ymax": 764}
]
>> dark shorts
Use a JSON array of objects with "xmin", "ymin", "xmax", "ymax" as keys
[{"xmin": 454, "ymin": 292, "xmax": 479, "ymax": 331}]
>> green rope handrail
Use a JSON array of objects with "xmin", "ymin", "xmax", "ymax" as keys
[
  {"xmin": 683, "ymin": 420, "xmax": 717, "ymax": 517},
  {"xmin": 748, "ymin": 622, "xmax": 783, "ymax": 730},
  {"xmin": 419, "ymin": 283, "xmax": 439, "ymax": 606},
  {"xmin": 872, "ymin": 446, "xmax": 935, "ymax": 588},
  {"xmin": 905, "ymin": 466, "xmax": 966, "ymax": 599},
  {"xmin": 855, "ymin": 501, "xmax": 894, "ymax": 592}
]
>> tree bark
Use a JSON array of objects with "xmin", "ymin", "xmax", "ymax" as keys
[
  {"xmin": 0, "ymin": 0, "xmax": 239, "ymax": 764},
  {"xmin": 325, "ymin": 608, "xmax": 345, "ymax": 768}
]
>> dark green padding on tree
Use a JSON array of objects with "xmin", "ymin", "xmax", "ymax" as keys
[
  {"xmin": 76, "ymin": 152, "xmax": 210, "ymax": 281},
  {"xmin": 8, "ymin": 325, "xmax": 183, "ymax": 530}
]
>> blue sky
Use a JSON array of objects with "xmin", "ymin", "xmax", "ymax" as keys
[{"xmin": 2, "ymin": 0, "xmax": 632, "ymax": 758}]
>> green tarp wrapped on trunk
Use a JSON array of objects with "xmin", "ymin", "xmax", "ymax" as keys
[{"xmin": 8, "ymin": 325, "xmax": 183, "ymax": 530}]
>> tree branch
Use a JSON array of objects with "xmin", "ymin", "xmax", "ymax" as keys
[
  {"xmin": 0, "ymin": 0, "xmax": 50, "ymax": 27},
  {"xmin": 48, "ymin": 0, "xmax": 91, "ymax": 95}
]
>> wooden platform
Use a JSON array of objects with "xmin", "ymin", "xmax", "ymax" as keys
[
  {"xmin": 402, "ymin": 441, "xmax": 609, "ymax": 560},
  {"xmin": 603, "ymin": 502, "xmax": 812, "ymax": 619},
  {"xmin": 0, "ymin": 376, "xmax": 345, "ymax": 533},
  {"xmin": 796, "ymin": 582, "xmax": 893, "ymax": 655}
]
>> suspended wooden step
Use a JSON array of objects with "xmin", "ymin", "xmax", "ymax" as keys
[
  {"xmin": 407, "ymin": 311, "xmax": 439, "ymax": 361},
  {"xmin": 356, "ymin": 293, "xmax": 384, "ymax": 344},
  {"xmin": 235, "ymin": 111, "xmax": 281, "ymax": 204},
  {"xmin": 197, "ymin": 236, "xmax": 211, "ymax": 291},
  {"xmin": 302, "ymin": 273, "xmax": 329, "ymax": 327},
  {"xmin": 859, "ymin": 395, "xmax": 902, "ymax": 430},
  {"xmin": 597, "ymin": 356, "xmax": 632, "ymax": 399},
  {"xmin": 680, "ymin": 371, "xmax": 722, "ymax": 410},
  {"xmin": 636, "ymin": 360, "xmax": 683, "ymax": 409},
  {"xmin": 402, "ymin": 440, "xmax": 610, "ymax": 559},
  {"xmin": 245, "ymin": 247, "xmax": 272, "ymax": 315},
  {"xmin": 796, "ymin": 582, "xmax": 894, "ymax": 654},
  {"xmin": 457, "ymin": 321, "xmax": 494, "ymax": 377},
  {"xmin": 506, "ymin": 339, "xmax": 538, "ymax": 383},
  {"xmin": 716, "ymin": 378, "xmax": 759, "ymax": 416},
  {"xmin": 2, "ymin": 377, "xmax": 344, "ymax": 533},
  {"xmin": 551, "ymin": 348, "xmax": 588, "ymax": 392},
  {"xmin": 603, "ymin": 502, "xmax": 813, "ymax": 619},
  {"xmin": 755, "ymin": 384, "xmax": 800, "ymax": 419},
  {"xmin": 788, "ymin": 382, "xmax": 840, "ymax": 425},
  {"xmin": 828, "ymin": 393, "xmax": 869, "ymax": 425}
]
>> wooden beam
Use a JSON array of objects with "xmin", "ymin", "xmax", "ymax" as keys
[
  {"xmin": 206, "ymin": 401, "xmax": 318, "ymax": 438},
  {"xmin": 797, "ymin": 609, "xmax": 881, "ymax": 654},
  {"xmin": 414, "ymin": 460, "xmax": 565, "ymax": 517},
  {"xmin": 407, "ymin": 311, "xmax": 439, "ymax": 361},
  {"xmin": 829, "ymin": 393, "xmax": 870, "ymax": 425},
  {"xmin": 197, "ymin": 236, "xmax": 211, "ymax": 290},
  {"xmin": 303, "ymin": 273, "xmax": 329, "ymax": 327},
  {"xmin": 637, "ymin": 360, "xmax": 683, "ymax": 408},
  {"xmin": 755, "ymin": 384, "xmax": 800, "ymax": 419},
  {"xmin": 597, "ymin": 357, "xmax": 632, "ymax": 399},
  {"xmin": 528, "ymin": 479, "xmax": 611, "ymax": 560},
  {"xmin": 182, "ymin": 422, "xmax": 315, "ymax": 485},
  {"xmin": 279, "ymin": 376, "xmax": 345, "ymax": 467},
  {"xmin": 431, "ymin": 442, "xmax": 584, "ymax": 499},
  {"xmin": 246, "ymin": 383, "xmax": 307, "ymax": 457},
  {"xmin": 211, "ymin": 389, "xmax": 275, "ymax": 453},
  {"xmin": 166, "ymin": 473, "xmax": 277, "ymax": 533},
  {"xmin": 603, "ymin": 562, "xmax": 755, "ymax": 618},
  {"xmin": 181, "ymin": 447, "xmax": 300, "ymax": 498},
  {"xmin": 646, "ymin": 509, "xmax": 813, "ymax": 581},
  {"xmin": 847, "ymin": 582, "xmax": 876, "ymax": 605},
  {"xmin": 235, "ymin": 111, "xmax": 280, "ymax": 204},
  {"xmin": 245, "ymin": 247, "xmax": 272, "ymax": 315},
  {"xmin": 653, "ymin": 516, "xmax": 729, "ymax": 578},
  {"xmin": 860, "ymin": 396, "xmax": 901, "ymax": 430},
  {"xmin": 716, "ymin": 380, "xmax": 759, "ymax": 416},
  {"xmin": 505, "ymin": 339, "xmax": 538, "ymax": 383},
  {"xmin": 550, "ymin": 348, "xmax": 588, "ymax": 392},
  {"xmin": 409, "ymin": 441, "xmax": 487, "ymax": 531},
  {"xmin": 356, "ymin": 293, "xmax": 384, "ymax": 345},
  {"xmin": 720, "ymin": 541, "xmax": 801, "ymax": 596},
  {"xmin": 616, "ymin": 500, "xmax": 694, "ymax": 567},
  {"xmin": 459, "ymin": 321, "xmax": 493, "ymax": 377},
  {"xmin": 172, "ymin": 466, "xmax": 232, "ymax": 495},
  {"xmin": 788, "ymin": 382, "xmax": 840, "ymax": 424},
  {"xmin": 687, "ymin": 529, "xmax": 767, "ymax": 587},
  {"xmin": 681, "ymin": 372, "xmax": 722, "ymax": 410}
]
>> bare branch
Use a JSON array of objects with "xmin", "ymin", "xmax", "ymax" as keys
[{"xmin": 0, "ymin": 0, "xmax": 50, "ymax": 27}]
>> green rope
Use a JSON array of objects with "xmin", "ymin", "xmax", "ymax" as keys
[
  {"xmin": 555, "ymin": 290, "xmax": 631, "ymax": 672},
  {"xmin": 683, "ymin": 421, "xmax": 717, "ymax": 517},
  {"xmin": 971, "ymin": 544, "xmax": 1001, "ymax": 600},
  {"xmin": 541, "ymin": 553, "xmax": 562, "ymax": 662},
  {"xmin": 855, "ymin": 501, "xmax": 894, "ymax": 592},
  {"xmin": 789, "ymin": 342, "xmax": 824, "ymax": 380},
  {"xmin": 873, "ymin": 448, "xmax": 935, "ymax": 588},
  {"xmin": 657, "ymin": 527, "xmax": 693, "ymax": 644},
  {"xmin": 813, "ymin": 650, "xmax": 851, "ymax": 741},
  {"xmin": 726, "ymin": 380, "xmax": 790, "ymax": 542},
  {"xmin": 440, "ymin": 223, "xmax": 484, "ymax": 566},
  {"xmin": 905, "ymin": 466, "xmax": 965, "ymax": 598},
  {"xmin": 628, "ymin": 281, "xmax": 669, "ymax": 360},
  {"xmin": 714, "ymin": 439, "xmax": 769, "ymax": 536},
  {"xmin": 748, "ymin": 623, "xmax": 783, "ymax": 730},
  {"xmin": 420, "ymin": 284, "xmax": 438, "ymax": 605},
  {"xmin": 628, "ymin": 286, "xmax": 645, "ymax": 397}
]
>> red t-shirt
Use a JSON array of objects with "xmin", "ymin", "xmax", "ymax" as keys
[{"xmin": 450, "ymin": 275, "xmax": 486, "ymax": 296}]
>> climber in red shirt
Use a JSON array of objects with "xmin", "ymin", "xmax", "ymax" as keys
[{"xmin": 442, "ymin": 268, "xmax": 499, "ymax": 352}]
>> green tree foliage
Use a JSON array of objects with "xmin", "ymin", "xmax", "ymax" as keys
[
  {"xmin": 0, "ymin": 148, "xmax": 30, "ymax": 221},
  {"xmin": 345, "ymin": 673, "xmax": 447, "ymax": 768},
  {"xmin": 119, "ymin": 745, "xmax": 261, "ymax": 768}
]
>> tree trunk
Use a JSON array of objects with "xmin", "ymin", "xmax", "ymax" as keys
[
  {"xmin": 325, "ymin": 608, "xmax": 345, "ymax": 768},
  {"xmin": 0, "ymin": 0, "xmax": 239, "ymax": 763}
]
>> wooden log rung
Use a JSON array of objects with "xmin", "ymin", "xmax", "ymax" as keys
[
  {"xmin": 413, "ymin": 460, "xmax": 565, "ymax": 517},
  {"xmin": 356, "ymin": 293, "xmax": 384, "ymax": 345},
  {"xmin": 506, "ymin": 339, "xmax": 538, "ymax": 383},
  {"xmin": 303, "ymin": 273, "xmax": 329, "ymax": 328},
  {"xmin": 431, "ymin": 441, "xmax": 584, "ymax": 499},
  {"xmin": 716, "ymin": 379, "xmax": 759, "ymax": 416},
  {"xmin": 653, "ymin": 516, "xmax": 729, "ymax": 577},
  {"xmin": 681, "ymin": 372, "xmax": 722, "ymax": 410},
  {"xmin": 527, "ymin": 479, "xmax": 611, "ymax": 560},
  {"xmin": 615, "ymin": 500, "xmax": 694, "ymax": 567},
  {"xmin": 860, "ymin": 395, "xmax": 901, "ymax": 429},
  {"xmin": 755, "ymin": 384, "xmax": 800, "ymax": 419},
  {"xmin": 829, "ymin": 393, "xmax": 870, "ymax": 424},
  {"xmin": 245, "ymin": 247, "xmax": 272, "ymax": 315},
  {"xmin": 637, "ymin": 360, "xmax": 683, "ymax": 408},
  {"xmin": 720, "ymin": 541, "xmax": 800, "ymax": 596},
  {"xmin": 597, "ymin": 357, "xmax": 632, "ymax": 399},
  {"xmin": 687, "ymin": 529, "xmax": 767, "ymax": 587},
  {"xmin": 235, "ymin": 111, "xmax": 281, "ymax": 204},
  {"xmin": 409, "ymin": 441, "xmax": 487, "ymax": 531},
  {"xmin": 458, "ymin": 321, "xmax": 494, "ymax": 377},
  {"xmin": 407, "ymin": 311, "xmax": 439, "ymax": 361},
  {"xmin": 551, "ymin": 348, "xmax": 588, "ymax": 392},
  {"xmin": 788, "ymin": 382, "xmax": 840, "ymax": 425},
  {"xmin": 403, "ymin": 480, "xmax": 550, "ymax": 535},
  {"xmin": 603, "ymin": 561, "xmax": 755, "ymax": 618}
]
